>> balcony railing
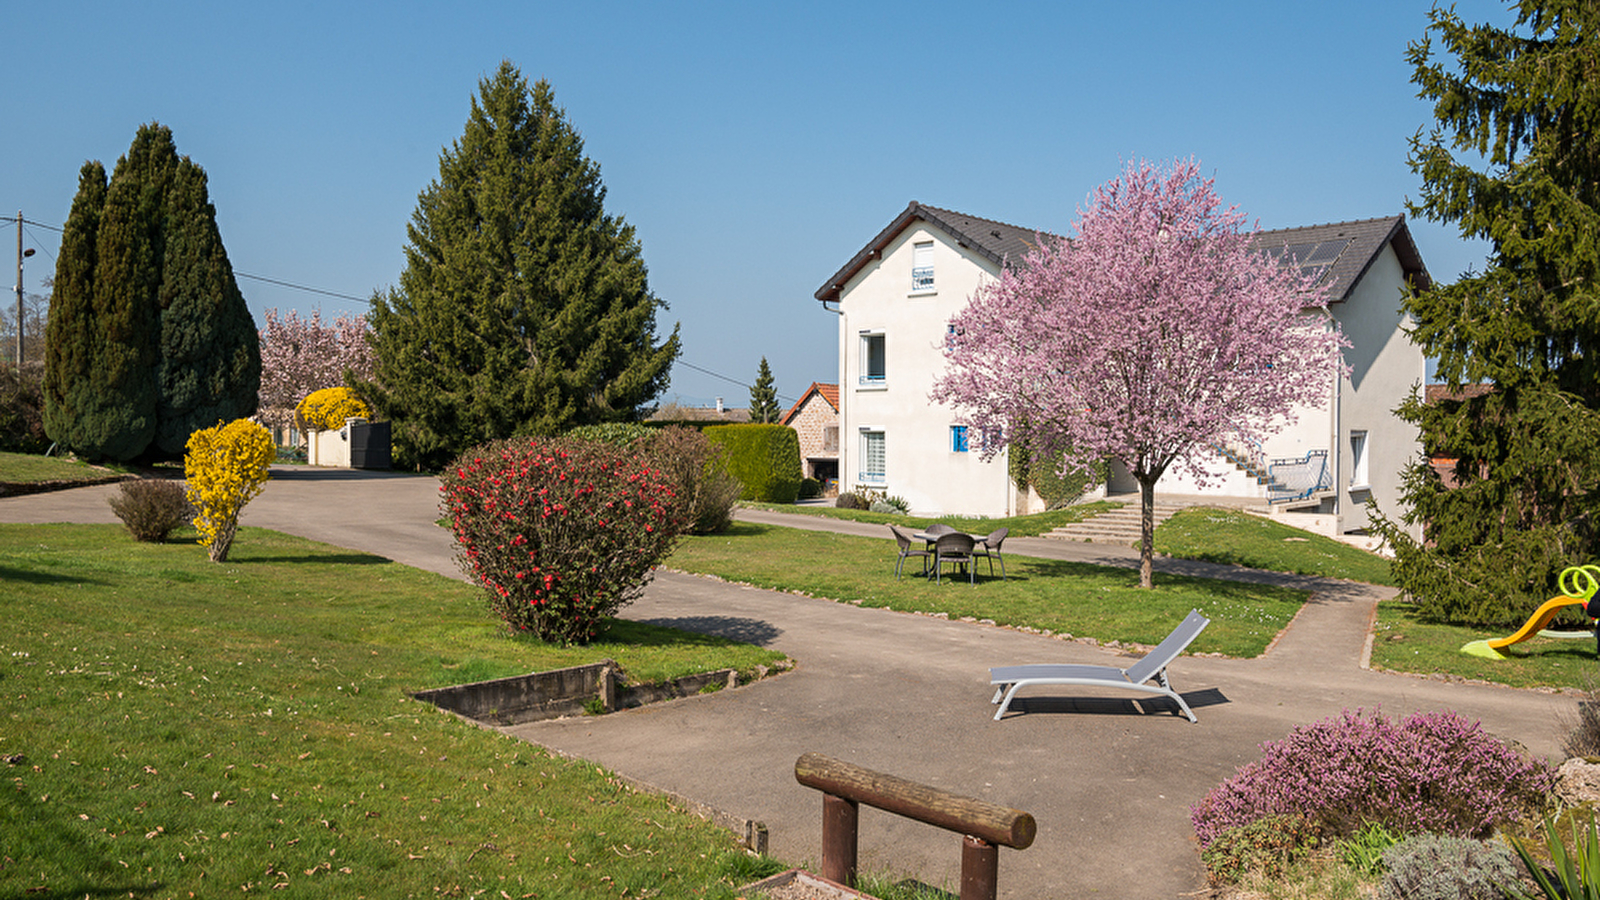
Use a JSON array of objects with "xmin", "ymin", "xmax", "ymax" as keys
[
  {"xmin": 1268, "ymin": 450, "xmax": 1331, "ymax": 503},
  {"xmin": 912, "ymin": 267, "xmax": 934, "ymax": 292},
  {"xmin": 858, "ymin": 470, "xmax": 886, "ymax": 484}
]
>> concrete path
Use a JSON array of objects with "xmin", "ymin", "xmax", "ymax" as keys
[{"xmin": 0, "ymin": 471, "xmax": 1579, "ymax": 898}]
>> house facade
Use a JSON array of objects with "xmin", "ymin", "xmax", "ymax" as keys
[
  {"xmin": 816, "ymin": 202, "xmax": 1430, "ymax": 537},
  {"xmin": 781, "ymin": 382, "xmax": 840, "ymax": 491}
]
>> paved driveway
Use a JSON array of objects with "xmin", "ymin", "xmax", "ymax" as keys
[{"xmin": 1, "ymin": 471, "xmax": 1577, "ymax": 897}]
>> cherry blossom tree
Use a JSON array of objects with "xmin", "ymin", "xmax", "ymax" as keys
[
  {"xmin": 933, "ymin": 159, "xmax": 1346, "ymax": 587},
  {"xmin": 257, "ymin": 309, "xmax": 376, "ymax": 431}
]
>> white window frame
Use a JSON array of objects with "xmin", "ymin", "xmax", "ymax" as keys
[
  {"xmin": 859, "ymin": 332, "xmax": 886, "ymax": 388},
  {"xmin": 911, "ymin": 241, "xmax": 934, "ymax": 294},
  {"xmin": 1349, "ymin": 430, "xmax": 1370, "ymax": 490},
  {"xmin": 860, "ymin": 430, "xmax": 886, "ymax": 484}
]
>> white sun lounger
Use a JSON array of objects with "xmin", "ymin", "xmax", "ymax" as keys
[{"xmin": 989, "ymin": 609, "xmax": 1211, "ymax": 723}]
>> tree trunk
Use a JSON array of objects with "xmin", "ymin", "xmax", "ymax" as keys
[{"xmin": 1138, "ymin": 474, "xmax": 1156, "ymax": 588}]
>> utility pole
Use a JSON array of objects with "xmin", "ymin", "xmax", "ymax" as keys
[{"xmin": 15, "ymin": 211, "xmax": 34, "ymax": 369}]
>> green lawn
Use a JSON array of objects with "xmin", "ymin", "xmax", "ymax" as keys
[
  {"xmin": 668, "ymin": 522, "xmax": 1309, "ymax": 658},
  {"xmin": 1371, "ymin": 600, "xmax": 1599, "ymax": 690},
  {"xmin": 740, "ymin": 500, "xmax": 1118, "ymax": 537},
  {"xmin": 0, "ymin": 449, "xmax": 130, "ymax": 485},
  {"xmin": 0, "ymin": 523, "xmax": 789, "ymax": 899},
  {"xmin": 1153, "ymin": 506, "xmax": 1396, "ymax": 586}
]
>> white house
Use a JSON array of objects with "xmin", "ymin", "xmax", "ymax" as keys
[{"xmin": 815, "ymin": 202, "xmax": 1430, "ymax": 538}]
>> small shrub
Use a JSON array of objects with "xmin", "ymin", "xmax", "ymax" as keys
[
  {"xmin": 644, "ymin": 426, "xmax": 741, "ymax": 535},
  {"xmin": 835, "ymin": 492, "xmax": 868, "ymax": 510},
  {"xmin": 884, "ymin": 494, "xmax": 909, "ymax": 513},
  {"xmin": 184, "ymin": 419, "xmax": 275, "ymax": 563},
  {"xmin": 0, "ymin": 362, "xmax": 49, "ymax": 453},
  {"xmin": 1377, "ymin": 833, "xmax": 1519, "ymax": 900},
  {"xmin": 295, "ymin": 386, "xmax": 371, "ymax": 433},
  {"xmin": 1190, "ymin": 709, "xmax": 1554, "ymax": 848},
  {"xmin": 1560, "ymin": 675, "xmax": 1600, "ymax": 757},
  {"xmin": 868, "ymin": 499, "xmax": 897, "ymax": 514},
  {"xmin": 798, "ymin": 477, "xmax": 821, "ymax": 500},
  {"xmin": 107, "ymin": 479, "xmax": 191, "ymax": 542},
  {"xmin": 1339, "ymin": 820, "xmax": 1401, "ymax": 877},
  {"xmin": 441, "ymin": 436, "xmax": 686, "ymax": 645},
  {"xmin": 1200, "ymin": 813, "xmax": 1324, "ymax": 885}
]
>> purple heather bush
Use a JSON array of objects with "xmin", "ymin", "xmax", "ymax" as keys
[{"xmin": 1191, "ymin": 708, "xmax": 1553, "ymax": 848}]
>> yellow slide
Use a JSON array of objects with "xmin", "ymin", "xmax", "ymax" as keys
[{"xmin": 1461, "ymin": 565, "xmax": 1600, "ymax": 660}]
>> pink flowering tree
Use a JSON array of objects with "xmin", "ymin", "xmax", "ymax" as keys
[
  {"xmin": 933, "ymin": 159, "xmax": 1345, "ymax": 587},
  {"xmin": 257, "ymin": 308, "xmax": 377, "ymax": 431}
]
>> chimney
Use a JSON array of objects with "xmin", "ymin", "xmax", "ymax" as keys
[{"xmin": 715, "ymin": 397, "xmax": 724, "ymax": 414}]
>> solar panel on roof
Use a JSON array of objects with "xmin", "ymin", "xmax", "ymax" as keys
[{"xmin": 1307, "ymin": 240, "xmax": 1350, "ymax": 263}]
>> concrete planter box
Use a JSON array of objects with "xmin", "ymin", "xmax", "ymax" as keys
[
  {"xmin": 738, "ymin": 869, "xmax": 880, "ymax": 899},
  {"xmin": 411, "ymin": 659, "xmax": 742, "ymax": 726}
]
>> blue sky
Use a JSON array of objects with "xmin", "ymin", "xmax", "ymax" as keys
[{"xmin": 5, "ymin": 1, "xmax": 1508, "ymax": 407}]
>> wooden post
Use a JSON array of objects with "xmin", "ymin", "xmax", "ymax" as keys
[
  {"xmin": 794, "ymin": 752, "xmax": 1035, "ymax": 849},
  {"xmin": 820, "ymin": 792, "xmax": 858, "ymax": 887},
  {"xmin": 960, "ymin": 835, "xmax": 999, "ymax": 900}
]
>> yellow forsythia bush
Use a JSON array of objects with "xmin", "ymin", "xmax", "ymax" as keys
[
  {"xmin": 296, "ymin": 387, "xmax": 372, "ymax": 432},
  {"xmin": 184, "ymin": 418, "xmax": 274, "ymax": 563}
]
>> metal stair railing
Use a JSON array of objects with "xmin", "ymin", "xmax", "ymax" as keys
[{"xmin": 1268, "ymin": 449, "xmax": 1330, "ymax": 503}]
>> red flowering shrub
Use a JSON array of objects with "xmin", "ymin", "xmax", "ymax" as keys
[{"xmin": 441, "ymin": 436, "xmax": 686, "ymax": 644}]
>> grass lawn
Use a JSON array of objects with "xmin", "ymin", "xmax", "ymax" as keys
[
  {"xmin": 1153, "ymin": 506, "xmax": 1396, "ymax": 586},
  {"xmin": 0, "ymin": 523, "xmax": 789, "ymax": 899},
  {"xmin": 668, "ymin": 522, "xmax": 1309, "ymax": 658},
  {"xmin": 0, "ymin": 449, "xmax": 130, "ymax": 485},
  {"xmin": 1370, "ymin": 600, "xmax": 1600, "ymax": 691},
  {"xmin": 739, "ymin": 500, "xmax": 1118, "ymax": 537}
]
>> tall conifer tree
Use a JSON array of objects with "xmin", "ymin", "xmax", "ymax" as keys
[
  {"xmin": 1373, "ymin": 2, "xmax": 1600, "ymax": 625},
  {"xmin": 749, "ymin": 357, "xmax": 780, "ymax": 423},
  {"xmin": 365, "ymin": 62, "xmax": 679, "ymax": 470},
  {"xmin": 43, "ymin": 161, "xmax": 108, "ymax": 453},
  {"xmin": 43, "ymin": 124, "xmax": 258, "ymax": 461}
]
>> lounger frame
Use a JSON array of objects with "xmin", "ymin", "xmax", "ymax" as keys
[{"xmin": 989, "ymin": 609, "xmax": 1210, "ymax": 723}]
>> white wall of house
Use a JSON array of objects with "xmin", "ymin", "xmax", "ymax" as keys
[
  {"xmin": 1328, "ymin": 246, "xmax": 1425, "ymax": 537},
  {"xmin": 836, "ymin": 224, "xmax": 1017, "ymax": 517}
]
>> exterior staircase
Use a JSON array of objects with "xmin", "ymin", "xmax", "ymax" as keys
[{"xmin": 1044, "ymin": 501, "xmax": 1189, "ymax": 545}]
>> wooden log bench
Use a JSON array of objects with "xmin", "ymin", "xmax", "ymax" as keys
[{"xmin": 794, "ymin": 752, "xmax": 1035, "ymax": 900}]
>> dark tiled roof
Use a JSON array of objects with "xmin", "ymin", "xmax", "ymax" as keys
[
  {"xmin": 780, "ymin": 382, "xmax": 840, "ymax": 426},
  {"xmin": 816, "ymin": 204, "xmax": 1432, "ymax": 306},
  {"xmin": 815, "ymin": 202, "xmax": 1056, "ymax": 305},
  {"xmin": 1252, "ymin": 215, "xmax": 1432, "ymax": 303}
]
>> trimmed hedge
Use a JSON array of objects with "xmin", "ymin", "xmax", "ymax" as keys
[{"xmin": 704, "ymin": 423, "xmax": 802, "ymax": 504}]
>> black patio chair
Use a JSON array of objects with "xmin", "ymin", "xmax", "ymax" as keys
[
  {"xmin": 932, "ymin": 532, "xmax": 976, "ymax": 584},
  {"xmin": 973, "ymin": 527, "xmax": 1009, "ymax": 580},
  {"xmin": 889, "ymin": 525, "xmax": 932, "ymax": 580}
]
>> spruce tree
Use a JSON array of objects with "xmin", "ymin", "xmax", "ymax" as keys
[
  {"xmin": 1371, "ymin": 2, "xmax": 1600, "ymax": 625},
  {"xmin": 43, "ymin": 124, "xmax": 258, "ymax": 461},
  {"xmin": 749, "ymin": 357, "xmax": 780, "ymax": 423},
  {"xmin": 365, "ymin": 61, "xmax": 679, "ymax": 470}
]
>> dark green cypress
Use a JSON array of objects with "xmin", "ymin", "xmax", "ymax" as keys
[
  {"xmin": 1371, "ymin": 2, "xmax": 1600, "ymax": 625},
  {"xmin": 42, "ymin": 124, "xmax": 258, "ymax": 461},
  {"xmin": 43, "ymin": 161, "xmax": 108, "ymax": 452},
  {"xmin": 364, "ymin": 62, "xmax": 679, "ymax": 470},
  {"xmin": 155, "ymin": 156, "xmax": 260, "ymax": 454},
  {"xmin": 749, "ymin": 357, "xmax": 780, "ymax": 424}
]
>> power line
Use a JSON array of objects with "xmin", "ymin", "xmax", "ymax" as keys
[{"xmin": 8, "ymin": 211, "xmax": 798, "ymax": 407}]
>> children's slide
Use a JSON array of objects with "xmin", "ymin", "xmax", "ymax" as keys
[{"xmin": 1461, "ymin": 565, "xmax": 1600, "ymax": 660}]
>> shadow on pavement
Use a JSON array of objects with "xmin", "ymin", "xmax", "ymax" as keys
[
  {"xmin": 995, "ymin": 687, "xmax": 1230, "ymax": 721},
  {"xmin": 636, "ymin": 615, "xmax": 784, "ymax": 647}
]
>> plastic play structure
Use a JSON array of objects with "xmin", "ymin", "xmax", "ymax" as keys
[{"xmin": 1461, "ymin": 565, "xmax": 1600, "ymax": 660}]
